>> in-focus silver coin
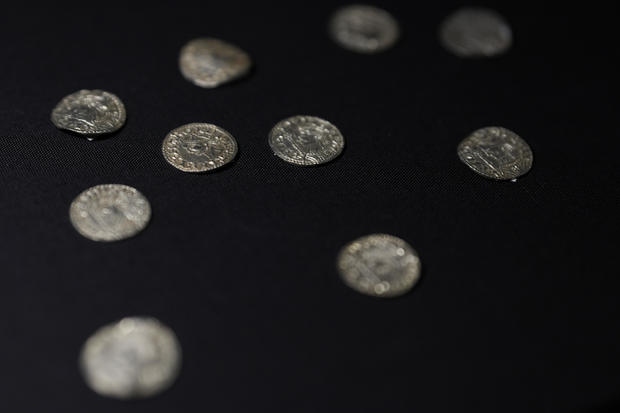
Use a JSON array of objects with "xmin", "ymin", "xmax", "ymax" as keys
[
  {"xmin": 439, "ymin": 8, "xmax": 512, "ymax": 57},
  {"xmin": 80, "ymin": 317, "xmax": 181, "ymax": 399},
  {"xmin": 329, "ymin": 5, "xmax": 400, "ymax": 53},
  {"xmin": 337, "ymin": 234, "xmax": 421, "ymax": 298},
  {"xmin": 457, "ymin": 126, "xmax": 533, "ymax": 180},
  {"xmin": 69, "ymin": 184, "xmax": 151, "ymax": 242},
  {"xmin": 51, "ymin": 89, "xmax": 126, "ymax": 136},
  {"xmin": 162, "ymin": 123, "xmax": 238, "ymax": 172},
  {"xmin": 268, "ymin": 115, "xmax": 344, "ymax": 166},
  {"xmin": 179, "ymin": 38, "xmax": 252, "ymax": 88}
]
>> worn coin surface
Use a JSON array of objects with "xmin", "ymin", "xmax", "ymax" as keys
[
  {"xmin": 457, "ymin": 126, "xmax": 533, "ymax": 180},
  {"xmin": 51, "ymin": 89, "xmax": 126, "ymax": 135},
  {"xmin": 337, "ymin": 234, "xmax": 421, "ymax": 298},
  {"xmin": 80, "ymin": 317, "xmax": 181, "ymax": 399},
  {"xmin": 439, "ymin": 8, "xmax": 512, "ymax": 57},
  {"xmin": 329, "ymin": 5, "xmax": 400, "ymax": 53},
  {"xmin": 69, "ymin": 184, "xmax": 151, "ymax": 241},
  {"xmin": 162, "ymin": 123, "xmax": 238, "ymax": 172},
  {"xmin": 269, "ymin": 116, "xmax": 344, "ymax": 166},
  {"xmin": 179, "ymin": 37, "xmax": 252, "ymax": 88}
]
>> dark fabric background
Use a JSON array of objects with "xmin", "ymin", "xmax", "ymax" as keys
[{"xmin": 1, "ymin": 1, "xmax": 618, "ymax": 412}]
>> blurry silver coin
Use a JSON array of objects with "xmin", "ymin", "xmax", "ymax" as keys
[
  {"xmin": 329, "ymin": 5, "xmax": 399, "ymax": 53},
  {"xmin": 439, "ymin": 8, "xmax": 512, "ymax": 57},
  {"xmin": 80, "ymin": 317, "xmax": 181, "ymax": 399},
  {"xmin": 179, "ymin": 37, "xmax": 251, "ymax": 88},
  {"xmin": 457, "ymin": 126, "xmax": 533, "ymax": 180},
  {"xmin": 337, "ymin": 234, "xmax": 421, "ymax": 298},
  {"xmin": 268, "ymin": 115, "xmax": 344, "ymax": 166},
  {"xmin": 162, "ymin": 123, "xmax": 238, "ymax": 172},
  {"xmin": 51, "ymin": 89, "xmax": 126, "ymax": 136},
  {"xmin": 69, "ymin": 184, "xmax": 151, "ymax": 242}
]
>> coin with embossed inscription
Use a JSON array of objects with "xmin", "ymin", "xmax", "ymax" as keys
[
  {"xmin": 329, "ymin": 4, "xmax": 400, "ymax": 53},
  {"xmin": 269, "ymin": 116, "xmax": 344, "ymax": 166},
  {"xmin": 179, "ymin": 38, "xmax": 252, "ymax": 88},
  {"xmin": 69, "ymin": 184, "xmax": 151, "ymax": 242},
  {"xmin": 162, "ymin": 123, "xmax": 238, "ymax": 172},
  {"xmin": 80, "ymin": 317, "xmax": 181, "ymax": 399},
  {"xmin": 51, "ymin": 89, "xmax": 126, "ymax": 136},
  {"xmin": 337, "ymin": 234, "xmax": 421, "ymax": 298}
]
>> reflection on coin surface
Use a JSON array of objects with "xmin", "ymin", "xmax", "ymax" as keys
[
  {"xmin": 329, "ymin": 5, "xmax": 399, "ymax": 53},
  {"xmin": 458, "ymin": 126, "xmax": 533, "ymax": 180},
  {"xmin": 439, "ymin": 8, "xmax": 512, "ymax": 57},
  {"xmin": 162, "ymin": 123, "xmax": 238, "ymax": 172},
  {"xmin": 51, "ymin": 89, "xmax": 126, "ymax": 135},
  {"xmin": 337, "ymin": 234, "xmax": 421, "ymax": 298},
  {"xmin": 179, "ymin": 38, "xmax": 252, "ymax": 88},
  {"xmin": 80, "ymin": 317, "xmax": 181, "ymax": 399},
  {"xmin": 269, "ymin": 116, "xmax": 344, "ymax": 166},
  {"xmin": 69, "ymin": 184, "xmax": 151, "ymax": 242}
]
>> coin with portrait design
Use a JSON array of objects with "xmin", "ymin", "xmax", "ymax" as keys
[
  {"xmin": 328, "ymin": 5, "xmax": 400, "ymax": 53},
  {"xmin": 51, "ymin": 89, "xmax": 126, "ymax": 136}
]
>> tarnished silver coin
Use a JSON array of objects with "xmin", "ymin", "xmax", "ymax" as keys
[
  {"xmin": 162, "ymin": 123, "xmax": 238, "ymax": 172},
  {"xmin": 80, "ymin": 317, "xmax": 181, "ymax": 399},
  {"xmin": 69, "ymin": 184, "xmax": 151, "ymax": 242},
  {"xmin": 458, "ymin": 126, "xmax": 533, "ymax": 180},
  {"xmin": 179, "ymin": 38, "xmax": 251, "ymax": 88},
  {"xmin": 439, "ymin": 8, "xmax": 512, "ymax": 57},
  {"xmin": 337, "ymin": 234, "xmax": 421, "ymax": 298},
  {"xmin": 268, "ymin": 115, "xmax": 344, "ymax": 166},
  {"xmin": 51, "ymin": 89, "xmax": 126, "ymax": 136},
  {"xmin": 329, "ymin": 5, "xmax": 400, "ymax": 53}
]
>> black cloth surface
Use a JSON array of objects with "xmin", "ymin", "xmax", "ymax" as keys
[{"xmin": 1, "ymin": 2, "xmax": 618, "ymax": 412}]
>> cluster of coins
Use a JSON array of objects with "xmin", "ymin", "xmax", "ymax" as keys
[{"xmin": 50, "ymin": 5, "xmax": 533, "ymax": 400}]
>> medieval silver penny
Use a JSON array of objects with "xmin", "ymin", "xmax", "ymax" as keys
[
  {"xmin": 439, "ymin": 8, "xmax": 512, "ymax": 57},
  {"xmin": 179, "ymin": 37, "xmax": 252, "ymax": 88},
  {"xmin": 329, "ymin": 5, "xmax": 400, "ymax": 53},
  {"xmin": 80, "ymin": 317, "xmax": 181, "ymax": 399},
  {"xmin": 268, "ymin": 115, "xmax": 344, "ymax": 166},
  {"xmin": 69, "ymin": 184, "xmax": 151, "ymax": 242},
  {"xmin": 51, "ymin": 89, "xmax": 126, "ymax": 136},
  {"xmin": 457, "ymin": 126, "xmax": 533, "ymax": 180},
  {"xmin": 162, "ymin": 123, "xmax": 238, "ymax": 172},
  {"xmin": 337, "ymin": 234, "xmax": 421, "ymax": 298}
]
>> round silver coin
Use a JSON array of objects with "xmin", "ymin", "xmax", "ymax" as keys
[
  {"xmin": 179, "ymin": 37, "xmax": 252, "ymax": 88},
  {"xmin": 80, "ymin": 317, "xmax": 181, "ymax": 399},
  {"xmin": 69, "ymin": 184, "xmax": 151, "ymax": 242},
  {"xmin": 457, "ymin": 126, "xmax": 533, "ymax": 180},
  {"xmin": 268, "ymin": 115, "xmax": 344, "ymax": 166},
  {"xmin": 162, "ymin": 123, "xmax": 238, "ymax": 172},
  {"xmin": 439, "ymin": 8, "xmax": 512, "ymax": 57},
  {"xmin": 328, "ymin": 5, "xmax": 400, "ymax": 53},
  {"xmin": 51, "ymin": 89, "xmax": 126, "ymax": 135},
  {"xmin": 337, "ymin": 234, "xmax": 421, "ymax": 298}
]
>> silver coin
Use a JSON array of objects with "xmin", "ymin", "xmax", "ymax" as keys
[
  {"xmin": 162, "ymin": 123, "xmax": 238, "ymax": 172},
  {"xmin": 69, "ymin": 184, "xmax": 151, "ymax": 242},
  {"xmin": 80, "ymin": 317, "xmax": 181, "ymax": 399},
  {"xmin": 268, "ymin": 116, "xmax": 344, "ymax": 166},
  {"xmin": 329, "ymin": 5, "xmax": 400, "ymax": 53},
  {"xmin": 439, "ymin": 8, "xmax": 512, "ymax": 57},
  {"xmin": 457, "ymin": 126, "xmax": 533, "ymax": 180},
  {"xmin": 179, "ymin": 38, "xmax": 252, "ymax": 88},
  {"xmin": 337, "ymin": 234, "xmax": 421, "ymax": 298},
  {"xmin": 51, "ymin": 89, "xmax": 126, "ymax": 136}
]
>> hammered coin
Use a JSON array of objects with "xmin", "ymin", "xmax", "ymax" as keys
[
  {"xmin": 80, "ymin": 317, "xmax": 181, "ymax": 399},
  {"xmin": 179, "ymin": 37, "xmax": 252, "ymax": 88},
  {"xmin": 268, "ymin": 116, "xmax": 344, "ymax": 166},
  {"xmin": 328, "ymin": 5, "xmax": 400, "ymax": 53},
  {"xmin": 458, "ymin": 126, "xmax": 533, "ymax": 180},
  {"xmin": 69, "ymin": 184, "xmax": 151, "ymax": 242},
  {"xmin": 439, "ymin": 8, "xmax": 512, "ymax": 57},
  {"xmin": 51, "ymin": 89, "xmax": 126, "ymax": 136},
  {"xmin": 337, "ymin": 234, "xmax": 421, "ymax": 298},
  {"xmin": 162, "ymin": 123, "xmax": 238, "ymax": 172}
]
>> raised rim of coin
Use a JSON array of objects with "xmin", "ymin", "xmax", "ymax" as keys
[{"xmin": 51, "ymin": 89, "xmax": 126, "ymax": 135}]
